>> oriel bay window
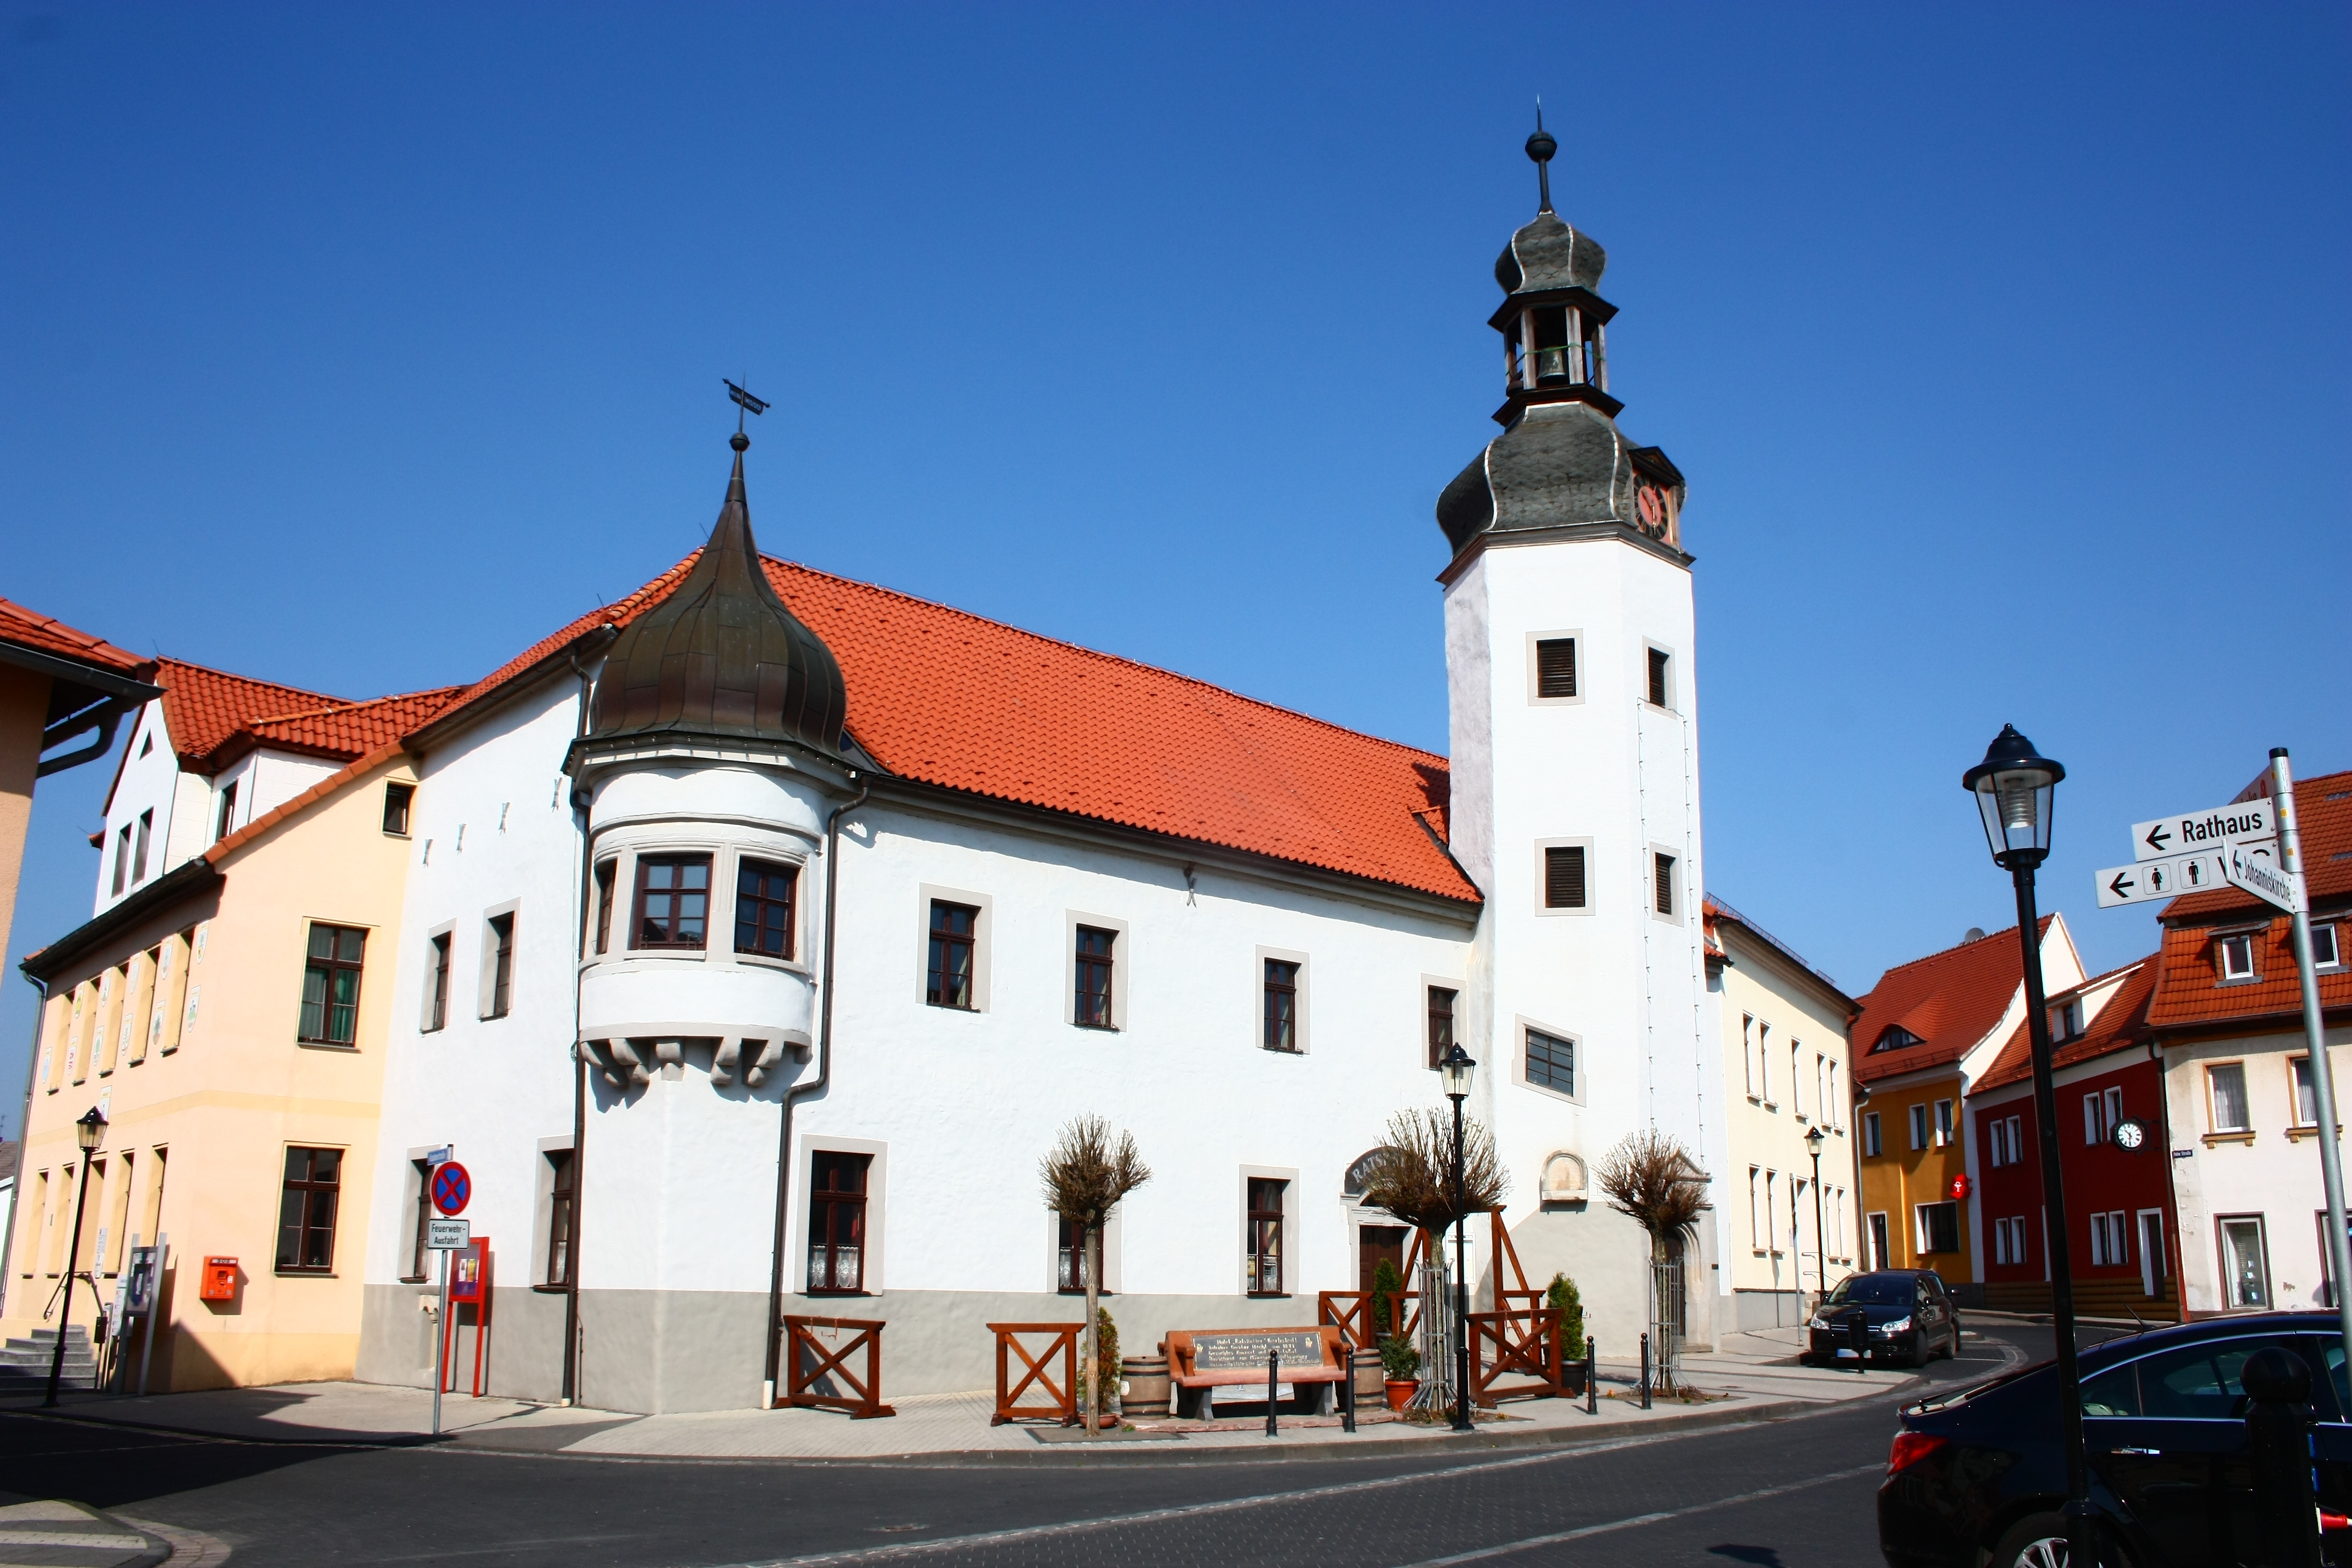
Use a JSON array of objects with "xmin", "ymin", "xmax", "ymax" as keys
[
  {"xmin": 735, "ymin": 859, "xmax": 798, "ymax": 960},
  {"xmin": 276, "ymin": 1147, "xmax": 342, "ymax": 1272},
  {"xmin": 927, "ymin": 901, "xmax": 978, "ymax": 1009},
  {"xmin": 807, "ymin": 1151, "xmax": 871, "ymax": 1293},
  {"xmin": 1246, "ymin": 1178, "xmax": 1287, "ymax": 1295},
  {"xmin": 593, "ymin": 862, "xmax": 616, "ymax": 955},
  {"xmin": 633, "ymin": 855, "xmax": 710, "ymax": 950},
  {"xmin": 298, "ymin": 925, "xmax": 366, "ymax": 1046}
]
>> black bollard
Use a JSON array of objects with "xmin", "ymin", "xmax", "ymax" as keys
[
  {"xmin": 1585, "ymin": 1336, "xmax": 1597, "ymax": 1415},
  {"xmin": 1850, "ymin": 1310, "xmax": 1868, "ymax": 1373},
  {"xmin": 1266, "ymin": 1348, "xmax": 1280, "ymax": 1438},
  {"xmin": 1341, "ymin": 1342, "xmax": 1357, "ymax": 1434},
  {"xmin": 1640, "ymin": 1332, "xmax": 1652, "ymax": 1410},
  {"xmin": 2242, "ymin": 1346, "xmax": 2322, "ymax": 1567}
]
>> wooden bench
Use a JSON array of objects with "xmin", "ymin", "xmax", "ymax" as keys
[{"xmin": 1164, "ymin": 1327, "xmax": 1347, "ymax": 1420}]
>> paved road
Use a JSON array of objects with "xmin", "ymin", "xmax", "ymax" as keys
[{"xmin": 0, "ymin": 1321, "xmax": 2105, "ymax": 1567}]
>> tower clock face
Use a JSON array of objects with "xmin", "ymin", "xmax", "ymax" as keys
[
  {"xmin": 1633, "ymin": 477, "xmax": 1678, "ymax": 545},
  {"xmin": 2113, "ymin": 1117, "xmax": 2148, "ymax": 1152}
]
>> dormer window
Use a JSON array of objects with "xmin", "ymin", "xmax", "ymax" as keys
[
  {"xmin": 2048, "ymin": 1000, "xmax": 2083, "ymax": 1041},
  {"xmin": 1872, "ymin": 1024, "xmax": 1925, "ymax": 1054}
]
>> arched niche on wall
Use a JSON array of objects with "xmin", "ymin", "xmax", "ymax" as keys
[{"xmin": 1540, "ymin": 1150, "xmax": 1588, "ymax": 1206}]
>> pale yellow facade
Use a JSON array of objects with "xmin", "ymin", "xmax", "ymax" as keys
[
  {"xmin": 1714, "ymin": 916, "xmax": 1859, "ymax": 1324},
  {"xmin": 3, "ymin": 750, "xmax": 418, "ymax": 1391}
]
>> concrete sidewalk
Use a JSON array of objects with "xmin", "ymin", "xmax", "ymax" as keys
[{"xmin": 12, "ymin": 1324, "xmax": 1967, "ymax": 1464}]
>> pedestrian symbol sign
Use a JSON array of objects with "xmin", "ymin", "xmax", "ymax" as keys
[{"xmin": 432, "ymin": 1161, "xmax": 472, "ymax": 1216}]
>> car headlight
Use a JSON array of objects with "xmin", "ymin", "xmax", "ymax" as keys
[{"xmin": 1881, "ymin": 1316, "xmax": 1913, "ymax": 1334}]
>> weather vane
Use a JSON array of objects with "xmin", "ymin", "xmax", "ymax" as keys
[{"xmin": 723, "ymin": 377, "xmax": 769, "ymax": 436}]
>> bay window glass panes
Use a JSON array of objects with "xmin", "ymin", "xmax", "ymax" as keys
[{"xmin": 2208, "ymin": 1063, "xmax": 2250, "ymax": 1133}]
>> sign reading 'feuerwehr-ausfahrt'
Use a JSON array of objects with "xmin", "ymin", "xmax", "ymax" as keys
[
  {"xmin": 2095, "ymin": 851, "xmax": 2230, "ymax": 908},
  {"xmin": 2132, "ymin": 802, "xmax": 2275, "ymax": 861},
  {"xmin": 426, "ymin": 1218, "xmax": 471, "ymax": 1250}
]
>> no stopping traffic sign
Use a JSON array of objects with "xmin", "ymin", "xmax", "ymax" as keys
[{"xmin": 431, "ymin": 1161, "xmax": 472, "ymax": 1216}]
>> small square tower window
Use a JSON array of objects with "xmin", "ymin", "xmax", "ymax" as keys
[
  {"xmin": 1647, "ymin": 647, "xmax": 1673, "ymax": 709},
  {"xmin": 2216, "ymin": 933, "xmax": 2257, "ymax": 981},
  {"xmin": 1544, "ymin": 845, "xmax": 1587, "ymax": 910},
  {"xmin": 1535, "ymin": 638, "xmax": 1577, "ymax": 699},
  {"xmin": 382, "ymin": 782, "xmax": 415, "ymax": 836}
]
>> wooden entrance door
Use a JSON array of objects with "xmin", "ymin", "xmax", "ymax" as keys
[{"xmin": 1358, "ymin": 1224, "xmax": 1406, "ymax": 1289}]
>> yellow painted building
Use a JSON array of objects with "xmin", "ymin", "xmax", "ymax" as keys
[
  {"xmin": 4, "ymin": 738, "xmax": 421, "ymax": 1390},
  {"xmin": 1849, "ymin": 918, "xmax": 2082, "ymax": 1297}
]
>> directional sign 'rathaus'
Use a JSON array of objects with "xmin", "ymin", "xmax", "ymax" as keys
[{"xmin": 2130, "ymin": 801, "xmax": 2274, "ymax": 861}]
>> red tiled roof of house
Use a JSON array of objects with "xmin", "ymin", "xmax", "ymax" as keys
[
  {"xmin": 2158, "ymin": 768, "xmax": 2352, "ymax": 922},
  {"xmin": 415, "ymin": 548, "xmax": 1477, "ymax": 905},
  {"xmin": 1976, "ymin": 956, "xmax": 2158, "ymax": 1091},
  {"xmin": 1849, "ymin": 919, "xmax": 2052, "ymax": 1084},
  {"xmin": 0, "ymin": 598, "xmax": 150, "ymax": 677},
  {"xmin": 204, "ymin": 741, "xmax": 410, "ymax": 867},
  {"xmin": 241, "ymin": 686, "xmax": 468, "ymax": 761},
  {"xmin": 155, "ymin": 657, "xmax": 349, "ymax": 770}
]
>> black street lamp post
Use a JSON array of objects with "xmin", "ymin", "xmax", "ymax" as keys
[
  {"xmin": 1805, "ymin": 1123, "xmax": 1828, "ymax": 1310},
  {"xmin": 1964, "ymin": 725, "xmax": 2095, "ymax": 1566},
  {"xmin": 45, "ymin": 1106, "xmax": 107, "ymax": 1407},
  {"xmin": 1440, "ymin": 1044, "xmax": 1477, "ymax": 1433}
]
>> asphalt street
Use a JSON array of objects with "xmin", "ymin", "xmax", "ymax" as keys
[{"xmin": 1, "ymin": 1321, "xmax": 2110, "ymax": 1567}]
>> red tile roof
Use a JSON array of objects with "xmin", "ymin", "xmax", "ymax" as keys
[
  {"xmin": 204, "ymin": 741, "xmax": 410, "ymax": 866},
  {"xmin": 2147, "ymin": 769, "xmax": 2352, "ymax": 1034},
  {"xmin": 0, "ymin": 597, "xmax": 150, "ymax": 677},
  {"xmin": 155, "ymin": 657, "xmax": 349, "ymax": 770},
  {"xmin": 1850, "ymin": 919, "xmax": 2052, "ymax": 1084},
  {"xmin": 239, "ymin": 686, "xmax": 468, "ymax": 762},
  {"xmin": 1976, "ymin": 956, "xmax": 2158, "ymax": 1091},
  {"xmin": 416, "ymin": 549, "xmax": 1478, "ymax": 905}
]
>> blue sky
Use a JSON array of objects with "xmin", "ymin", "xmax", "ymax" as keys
[{"xmin": 3, "ymin": 4, "xmax": 2346, "ymax": 1130}]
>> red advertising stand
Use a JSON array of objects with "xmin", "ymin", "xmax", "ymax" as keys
[{"xmin": 440, "ymin": 1237, "xmax": 493, "ymax": 1397}]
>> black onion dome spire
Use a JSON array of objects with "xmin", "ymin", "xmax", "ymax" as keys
[
  {"xmin": 589, "ymin": 434, "xmax": 848, "ymax": 759},
  {"xmin": 1436, "ymin": 121, "xmax": 1685, "ymax": 562}
]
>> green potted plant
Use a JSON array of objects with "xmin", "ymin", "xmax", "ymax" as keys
[
  {"xmin": 1545, "ymin": 1272, "xmax": 1586, "ymax": 1395},
  {"xmin": 1379, "ymin": 1333, "xmax": 1421, "ymax": 1411}
]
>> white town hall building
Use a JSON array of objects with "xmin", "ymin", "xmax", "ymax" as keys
[{"xmin": 353, "ymin": 139, "xmax": 1732, "ymax": 1413}]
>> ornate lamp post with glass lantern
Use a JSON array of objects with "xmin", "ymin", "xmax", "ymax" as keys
[
  {"xmin": 1804, "ymin": 1123, "xmax": 1828, "ymax": 1310},
  {"xmin": 1440, "ymin": 1043, "xmax": 1477, "ymax": 1433},
  {"xmin": 1964, "ymin": 725, "xmax": 2095, "ymax": 1567},
  {"xmin": 45, "ymin": 1106, "xmax": 107, "ymax": 1407}
]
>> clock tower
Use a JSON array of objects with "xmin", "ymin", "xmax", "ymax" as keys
[{"xmin": 1439, "ymin": 123, "xmax": 1721, "ymax": 1349}]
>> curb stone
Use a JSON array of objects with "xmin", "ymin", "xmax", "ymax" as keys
[{"xmin": 0, "ymin": 1496, "xmax": 172, "ymax": 1568}]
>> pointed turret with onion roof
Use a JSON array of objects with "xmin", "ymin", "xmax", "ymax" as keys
[{"xmin": 584, "ymin": 429, "xmax": 848, "ymax": 762}]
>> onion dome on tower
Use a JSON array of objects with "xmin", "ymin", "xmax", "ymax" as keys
[
  {"xmin": 580, "ymin": 431, "xmax": 848, "ymax": 766},
  {"xmin": 1436, "ymin": 116, "xmax": 1687, "ymax": 562}
]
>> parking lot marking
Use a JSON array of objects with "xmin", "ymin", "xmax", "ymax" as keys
[{"xmin": 1394, "ymin": 1462, "xmax": 1886, "ymax": 1566}]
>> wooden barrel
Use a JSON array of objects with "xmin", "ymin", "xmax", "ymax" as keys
[
  {"xmin": 1352, "ymin": 1346, "xmax": 1383, "ymax": 1399},
  {"xmin": 1120, "ymin": 1354, "xmax": 1170, "ymax": 1416}
]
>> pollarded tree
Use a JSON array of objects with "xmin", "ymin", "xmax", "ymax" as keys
[
  {"xmin": 1040, "ymin": 1115, "xmax": 1151, "ymax": 1434},
  {"xmin": 1594, "ymin": 1127, "xmax": 1711, "ymax": 1391}
]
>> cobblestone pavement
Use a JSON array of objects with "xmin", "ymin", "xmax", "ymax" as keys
[{"xmin": 0, "ymin": 1325, "xmax": 2049, "ymax": 1567}]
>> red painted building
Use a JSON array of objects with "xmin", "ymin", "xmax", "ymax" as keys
[{"xmin": 1969, "ymin": 955, "xmax": 2180, "ymax": 1320}]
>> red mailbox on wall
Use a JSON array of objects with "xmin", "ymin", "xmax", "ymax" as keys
[{"xmin": 199, "ymin": 1257, "xmax": 239, "ymax": 1302}]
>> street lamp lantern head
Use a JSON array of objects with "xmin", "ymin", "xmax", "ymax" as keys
[
  {"xmin": 1963, "ymin": 724, "xmax": 2064, "ymax": 869},
  {"xmin": 74, "ymin": 1106, "xmax": 106, "ymax": 1153},
  {"xmin": 1805, "ymin": 1123, "xmax": 1827, "ymax": 1155},
  {"xmin": 1440, "ymin": 1043, "xmax": 1477, "ymax": 1102}
]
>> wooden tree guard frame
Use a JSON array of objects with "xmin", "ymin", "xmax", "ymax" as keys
[
  {"xmin": 781, "ymin": 1315, "xmax": 896, "ymax": 1419},
  {"xmin": 1469, "ymin": 1305, "xmax": 1562, "ymax": 1406},
  {"xmin": 988, "ymin": 1321, "xmax": 1083, "ymax": 1425},
  {"xmin": 1320, "ymin": 1212, "xmax": 1544, "ymax": 1349}
]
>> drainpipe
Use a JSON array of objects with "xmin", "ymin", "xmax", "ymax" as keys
[
  {"xmin": 0, "ymin": 976, "xmax": 48, "ymax": 1316},
  {"xmin": 764, "ymin": 771, "xmax": 866, "ymax": 1407},
  {"xmin": 561, "ymin": 630, "xmax": 613, "ymax": 1406}
]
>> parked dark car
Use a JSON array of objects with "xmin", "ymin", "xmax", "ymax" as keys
[
  {"xmin": 1879, "ymin": 1310, "xmax": 2352, "ymax": 1566},
  {"xmin": 1807, "ymin": 1269, "xmax": 1961, "ymax": 1369}
]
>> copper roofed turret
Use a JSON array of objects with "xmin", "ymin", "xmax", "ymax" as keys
[{"xmin": 584, "ymin": 432, "xmax": 848, "ymax": 760}]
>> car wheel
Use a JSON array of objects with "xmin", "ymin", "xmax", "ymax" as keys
[
  {"xmin": 1908, "ymin": 1335, "xmax": 1930, "ymax": 1370},
  {"xmin": 1988, "ymin": 1511, "xmax": 2130, "ymax": 1568}
]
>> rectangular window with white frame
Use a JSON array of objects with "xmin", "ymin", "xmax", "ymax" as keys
[
  {"xmin": 2312, "ymin": 921, "xmax": 2342, "ymax": 970},
  {"xmin": 1863, "ymin": 1111, "xmax": 1882, "ymax": 1157},
  {"xmin": 2215, "ymin": 930, "xmax": 2259, "ymax": 982},
  {"xmin": 1748, "ymin": 1166, "xmax": 1763, "ymax": 1250},
  {"xmin": 479, "ymin": 907, "xmax": 516, "ymax": 1020},
  {"xmin": 1065, "ymin": 912, "xmax": 1129, "ymax": 1031},
  {"xmin": 1518, "ymin": 1017, "xmax": 1580, "ymax": 1102},
  {"xmin": 1764, "ymin": 1170, "xmax": 1779, "ymax": 1253},
  {"xmin": 1789, "ymin": 1041, "xmax": 1803, "ymax": 1118},
  {"xmin": 1758, "ymin": 1022, "xmax": 1773, "ymax": 1105},
  {"xmin": 2294, "ymin": 1055, "xmax": 2323, "ymax": 1129},
  {"xmin": 1741, "ymin": 1015, "xmax": 1756, "ymax": 1098},
  {"xmin": 1256, "ymin": 947, "xmax": 1308, "ymax": 1054},
  {"xmin": 1909, "ymin": 1103, "xmax": 1928, "ymax": 1151},
  {"xmin": 1934, "ymin": 1100, "xmax": 1954, "ymax": 1146}
]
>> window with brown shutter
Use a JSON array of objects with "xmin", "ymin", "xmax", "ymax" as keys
[
  {"xmin": 1544, "ymin": 845, "xmax": 1587, "ymax": 909},
  {"xmin": 1648, "ymin": 647, "xmax": 1672, "ymax": 709},
  {"xmin": 1535, "ymin": 638, "xmax": 1577, "ymax": 698},
  {"xmin": 1653, "ymin": 852, "xmax": 1676, "ymax": 916}
]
